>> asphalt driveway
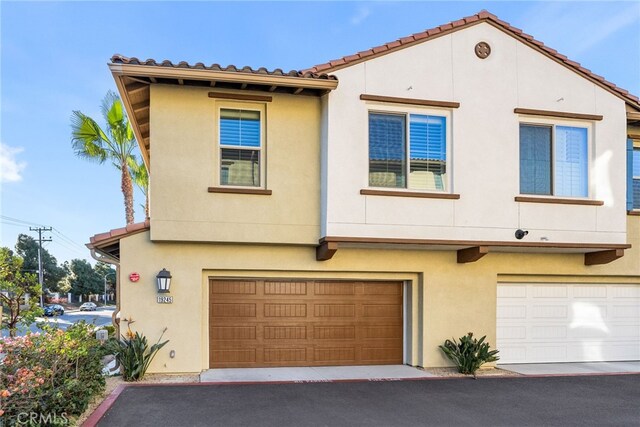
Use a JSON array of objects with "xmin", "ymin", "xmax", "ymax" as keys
[{"xmin": 96, "ymin": 374, "xmax": 640, "ymax": 427}]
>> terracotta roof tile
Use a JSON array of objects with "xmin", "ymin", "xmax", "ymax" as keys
[
  {"xmin": 300, "ymin": 10, "xmax": 637, "ymax": 108},
  {"xmin": 111, "ymin": 54, "xmax": 337, "ymax": 81},
  {"xmin": 87, "ymin": 220, "xmax": 151, "ymax": 249}
]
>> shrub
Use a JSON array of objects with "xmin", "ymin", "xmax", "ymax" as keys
[
  {"xmin": 0, "ymin": 322, "xmax": 107, "ymax": 424},
  {"xmin": 107, "ymin": 321, "xmax": 168, "ymax": 382},
  {"xmin": 439, "ymin": 332, "xmax": 499, "ymax": 378}
]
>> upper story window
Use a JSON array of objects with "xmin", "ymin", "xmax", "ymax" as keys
[
  {"xmin": 219, "ymin": 108, "xmax": 262, "ymax": 187},
  {"xmin": 519, "ymin": 124, "xmax": 588, "ymax": 197},
  {"xmin": 369, "ymin": 112, "xmax": 447, "ymax": 191},
  {"xmin": 632, "ymin": 147, "xmax": 640, "ymax": 210}
]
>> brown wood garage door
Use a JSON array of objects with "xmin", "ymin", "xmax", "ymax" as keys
[{"xmin": 209, "ymin": 279, "xmax": 403, "ymax": 368}]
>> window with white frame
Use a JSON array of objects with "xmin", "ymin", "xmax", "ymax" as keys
[
  {"xmin": 368, "ymin": 112, "xmax": 447, "ymax": 191},
  {"xmin": 519, "ymin": 124, "xmax": 588, "ymax": 197},
  {"xmin": 219, "ymin": 108, "xmax": 262, "ymax": 187}
]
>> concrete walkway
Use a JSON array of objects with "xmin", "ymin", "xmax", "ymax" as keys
[
  {"xmin": 200, "ymin": 364, "xmax": 434, "ymax": 382},
  {"xmin": 500, "ymin": 361, "xmax": 640, "ymax": 375}
]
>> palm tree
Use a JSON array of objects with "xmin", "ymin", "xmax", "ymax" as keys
[
  {"xmin": 71, "ymin": 91, "xmax": 138, "ymax": 224},
  {"xmin": 129, "ymin": 156, "xmax": 149, "ymax": 219}
]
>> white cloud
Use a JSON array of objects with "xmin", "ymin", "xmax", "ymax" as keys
[
  {"xmin": 572, "ymin": 4, "xmax": 640, "ymax": 55},
  {"xmin": 351, "ymin": 6, "xmax": 371, "ymax": 26},
  {"xmin": 0, "ymin": 142, "xmax": 27, "ymax": 183},
  {"xmin": 520, "ymin": 2, "xmax": 640, "ymax": 57}
]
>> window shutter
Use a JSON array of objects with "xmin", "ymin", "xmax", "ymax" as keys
[
  {"xmin": 554, "ymin": 126, "xmax": 588, "ymax": 197},
  {"xmin": 409, "ymin": 115, "xmax": 445, "ymax": 161},
  {"xmin": 628, "ymin": 138, "xmax": 634, "ymax": 211},
  {"xmin": 368, "ymin": 113, "xmax": 406, "ymax": 188},
  {"xmin": 519, "ymin": 125, "xmax": 552, "ymax": 195},
  {"xmin": 220, "ymin": 109, "xmax": 260, "ymax": 147}
]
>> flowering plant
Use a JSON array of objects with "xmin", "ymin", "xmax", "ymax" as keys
[{"xmin": 0, "ymin": 322, "xmax": 106, "ymax": 424}]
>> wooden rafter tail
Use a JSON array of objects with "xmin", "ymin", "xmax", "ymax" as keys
[
  {"xmin": 457, "ymin": 246, "xmax": 489, "ymax": 263},
  {"xmin": 584, "ymin": 249, "xmax": 624, "ymax": 266},
  {"xmin": 316, "ymin": 241, "xmax": 338, "ymax": 261}
]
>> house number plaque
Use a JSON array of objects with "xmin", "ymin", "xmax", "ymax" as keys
[{"xmin": 157, "ymin": 296, "xmax": 174, "ymax": 304}]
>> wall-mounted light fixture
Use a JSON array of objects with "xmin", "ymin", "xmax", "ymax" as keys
[{"xmin": 156, "ymin": 269, "xmax": 172, "ymax": 293}]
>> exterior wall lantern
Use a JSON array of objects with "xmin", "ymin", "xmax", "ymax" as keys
[{"xmin": 156, "ymin": 269, "xmax": 172, "ymax": 293}]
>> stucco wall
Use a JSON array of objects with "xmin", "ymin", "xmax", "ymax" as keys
[
  {"xmin": 118, "ymin": 217, "xmax": 640, "ymax": 374},
  {"xmin": 323, "ymin": 22, "xmax": 628, "ymax": 244},
  {"xmin": 149, "ymin": 85, "xmax": 322, "ymax": 244}
]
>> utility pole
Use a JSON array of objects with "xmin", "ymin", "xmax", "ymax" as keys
[{"xmin": 29, "ymin": 227, "xmax": 52, "ymax": 307}]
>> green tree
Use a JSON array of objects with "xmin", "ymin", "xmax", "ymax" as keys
[
  {"xmin": 66, "ymin": 259, "xmax": 103, "ymax": 297},
  {"xmin": 0, "ymin": 247, "xmax": 43, "ymax": 337},
  {"xmin": 71, "ymin": 91, "xmax": 138, "ymax": 224},
  {"xmin": 94, "ymin": 261, "xmax": 117, "ymax": 301},
  {"xmin": 129, "ymin": 155, "xmax": 149, "ymax": 219},
  {"xmin": 15, "ymin": 234, "xmax": 65, "ymax": 293}
]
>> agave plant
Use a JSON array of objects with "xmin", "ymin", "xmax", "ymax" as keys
[
  {"xmin": 109, "ymin": 322, "xmax": 168, "ymax": 381},
  {"xmin": 439, "ymin": 332, "xmax": 499, "ymax": 378}
]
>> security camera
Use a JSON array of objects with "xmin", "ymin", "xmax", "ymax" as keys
[{"xmin": 515, "ymin": 229, "xmax": 529, "ymax": 240}]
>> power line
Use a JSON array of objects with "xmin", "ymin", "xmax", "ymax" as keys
[
  {"xmin": 0, "ymin": 220, "xmax": 31, "ymax": 229},
  {"xmin": 50, "ymin": 239, "xmax": 87, "ymax": 257},
  {"xmin": 51, "ymin": 228, "xmax": 86, "ymax": 250},
  {"xmin": 0, "ymin": 215, "xmax": 46, "ymax": 227}
]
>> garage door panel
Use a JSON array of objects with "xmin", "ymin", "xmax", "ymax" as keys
[
  {"xmin": 314, "ymin": 325, "xmax": 356, "ymax": 340},
  {"xmin": 211, "ymin": 325, "xmax": 257, "ymax": 340},
  {"xmin": 211, "ymin": 303, "xmax": 257, "ymax": 317},
  {"xmin": 361, "ymin": 347, "xmax": 403, "ymax": 362},
  {"xmin": 314, "ymin": 282, "xmax": 355, "ymax": 295},
  {"xmin": 314, "ymin": 304, "xmax": 355, "ymax": 317},
  {"xmin": 264, "ymin": 347, "xmax": 308, "ymax": 363},
  {"xmin": 264, "ymin": 281, "xmax": 307, "ymax": 295},
  {"xmin": 497, "ymin": 283, "xmax": 640, "ymax": 364},
  {"xmin": 211, "ymin": 281, "xmax": 256, "ymax": 295},
  {"xmin": 210, "ymin": 279, "xmax": 403, "ymax": 368},
  {"xmin": 314, "ymin": 347, "xmax": 356, "ymax": 363}
]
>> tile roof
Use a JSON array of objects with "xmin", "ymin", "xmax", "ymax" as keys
[
  {"xmin": 111, "ymin": 54, "xmax": 337, "ymax": 81},
  {"xmin": 303, "ymin": 10, "xmax": 639, "ymax": 106},
  {"xmin": 87, "ymin": 219, "xmax": 150, "ymax": 249}
]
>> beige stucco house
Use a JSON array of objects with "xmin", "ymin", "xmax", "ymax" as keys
[{"xmin": 88, "ymin": 11, "xmax": 640, "ymax": 374}]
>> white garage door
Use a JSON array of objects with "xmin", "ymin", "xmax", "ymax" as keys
[{"xmin": 497, "ymin": 283, "xmax": 640, "ymax": 364}]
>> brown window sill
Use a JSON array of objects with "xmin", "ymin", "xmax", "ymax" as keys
[
  {"xmin": 628, "ymin": 210, "xmax": 640, "ymax": 216},
  {"xmin": 515, "ymin": 196, "xmax": 604, "ymax": 206},
  {"xmin": 208, "ymin": 187, "xmax": 272, "ymax": 195},
  {"xmin": 361, "ymin": 189, "xmax": 460, "ymax": 199}
]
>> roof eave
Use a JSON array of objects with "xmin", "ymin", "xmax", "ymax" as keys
[
  {"xmin": 109, "ymin": 63, "xmax": 339, "ymax": 91},
  {"xmin": 308, "ymin": 16, "xmax": 640, "ymax": 110},
  {"xmin": 110, "ymin": 72, "xmax": 151, "ymax": 169}
]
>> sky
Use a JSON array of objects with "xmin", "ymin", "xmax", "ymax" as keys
[{"xmin": 1, "ymin": 1, "xmax": 639, "ymax": 264}]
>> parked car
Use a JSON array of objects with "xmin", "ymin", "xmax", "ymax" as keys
[
  {"xmin": 79, "ymin": 302, "xmax": 97, "ymax": 312},
  {"xmin": 44, "ymin": 304, "xmax": 65, "ymax": 316}
]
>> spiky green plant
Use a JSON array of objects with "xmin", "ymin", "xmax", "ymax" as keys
[
  {"xmin": 109, "ymin": 322, "xmax": 168, "ymax": 381},
  {"xmin": 439, "ymin": 332, "xmax": 499, "ymax": 378}
]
